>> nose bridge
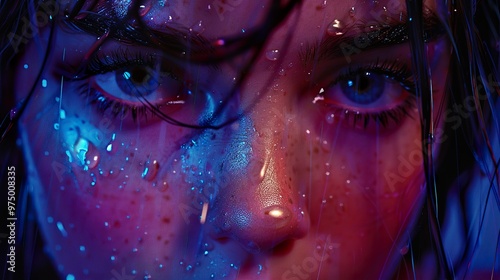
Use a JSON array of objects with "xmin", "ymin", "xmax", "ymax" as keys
[
  {"xmin": 253, "ymin": 104, "xmax": 295, "ymax": 209},
  {"xmin": 208, "ymin": 94, "xmax": 309, "ymax": 252}
]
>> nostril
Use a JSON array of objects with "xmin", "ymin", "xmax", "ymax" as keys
[{"xmin": 271, "ymin": 239, "xmax": 295, "ymax": 256}]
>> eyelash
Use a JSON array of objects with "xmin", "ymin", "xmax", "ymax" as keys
[
  {"xmin": 81, "ymin": 49, "xmax": 162, "ymax": 77},
  {"xmin": 73, "ymin": 49, "xmax": 178, "ymax": 122},
  {"xmin": 76, "ymin": 84, "xmax": 153, "ymax": 122},
  {"xmin": 324, "ymin": 59, "xmax": 417, "ymax": 129},
  {"xmin": 73, "ymin": 49, "xmax": 417, "ymax": 128},
  {"xmin": 334, "ymin": 59, "xmax": 415, "ymax": 92}
]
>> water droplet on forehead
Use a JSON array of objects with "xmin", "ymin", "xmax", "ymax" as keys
[
  {"xmin": 327, "ymin": 19, "xmax": 344, "ymax": 36},
  {"xmin": 265, "ymin": 49, "xmax": 280, "ymax": 61}
]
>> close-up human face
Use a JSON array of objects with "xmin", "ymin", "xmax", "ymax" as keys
[{"xmin": 13, "ymin": 0, "xmax": 451, "ymax": 279}]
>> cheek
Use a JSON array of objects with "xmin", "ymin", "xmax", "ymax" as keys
[
  {"xmin": 17, "ymin": 82, "xmax": 196, "ymax": 277},
  {"xmin": 304, "ymin": 115, "xmax": 426, "ymax": 276}
]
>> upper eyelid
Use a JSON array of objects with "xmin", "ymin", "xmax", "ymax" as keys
[
  {"xmin": 85, "ymin": 49, "xmax": 157, "ymax": 74},
  {"xmin": 333, "ymin": 66, "xmax": 416, "ymax": 95},
  {"xmin": 73, "ymin": 42, "xmax": 222, "ymax": 79},
  {"xmin": 334, "ymin": 61, "xmax": 413, "ymax": 83}
]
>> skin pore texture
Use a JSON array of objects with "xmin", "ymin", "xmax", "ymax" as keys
[{"xmin": 14, "ymin": 0, "xmax": 451, "ymax": 279}]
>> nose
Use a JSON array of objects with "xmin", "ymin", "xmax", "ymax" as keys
[{"xmin": 207, "ymin": 101, "xmax": 310, "ymax": 253}]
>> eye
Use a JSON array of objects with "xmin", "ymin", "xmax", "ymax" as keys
[
  {"xmin": 116, "ymin": 66, "xmax": 161, "ymax": 97},
  {"xmin": 339, "ymin": 71, "xmax": 385, "ymax": 105},
  {"xmin": 92, "ymin": 64, "xmax": 184, "ymax": 105},
  {"xmin": 68, "ymin": 47, "xmax": 239, "ymax": 126},
  {"xmin": 315, "ymin": 62, "xmax": 416, "ymax": 131},
  {"xmin": 328, "ymin": 70, "xmax": 410, "ymax": 111}
]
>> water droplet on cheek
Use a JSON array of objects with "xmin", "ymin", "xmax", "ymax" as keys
[
  {"xmin": 265, "ymin": 49, "xmax": 280, "ymax": 61},
  {"xmin": 106, "ymin": 133, "xmax": 117, "ymax": 154},
  {"xmin": 326, "ymin": 112, "xmax": 335, "ymax": 124},
  {"xmin": 56, "ymin": 221, "xmax": 68, "ymax": 237},
  {"xmin": 349, "ymin": 6, "xmax": 356, "ymax": 17},
  {"xmin": 86, "ymin": 144, "xmax": 100, "ymax": 169},
  {"xmin": 90, "ymin": 173, "xmax": 97, "ymax": 187},
  {"xmin": 400, "ymin": 244, "xmax": 409, "ymax": 255},
  {"xmin": 73, "ymin": 137, "xmax": 100, "ymax": 170},
  {"xmin": 9, "ymin": 108, "xmax": 18, "ymax": 120},
  {"xmin": 142, "ymin": 159, "xmax": 159, "ymax": 181},
  {"xmin": 215, "ymin": 39, "xmax": 225, "ymax": 46},
  {"xmin": 316, "ymin": 0, "xmax": 327, "ymax": 10}
]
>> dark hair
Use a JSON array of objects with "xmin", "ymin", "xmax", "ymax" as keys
[{"xmin": 1, "ymin": 0, "xmax": 499, "ymax": 279}]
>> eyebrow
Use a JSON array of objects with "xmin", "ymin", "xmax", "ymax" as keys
[
  {"xmin": 300, "ymin": 12, "xmax": 444, "ymax": 65},
  {"xmin": 64, "ymin": 13, "xmax": 215, "ymax": 63}
]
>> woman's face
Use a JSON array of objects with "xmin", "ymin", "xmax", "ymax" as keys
[{"xmin": 15, "ymin": 0, "xmax": 450, "ymax": 279}]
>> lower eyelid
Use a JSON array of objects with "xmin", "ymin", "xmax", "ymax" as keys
[{"xmin": 319, "ymin": 97, "xmax": 417, "ymax": 133}]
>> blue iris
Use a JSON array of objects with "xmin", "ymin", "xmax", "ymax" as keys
[
  {"xmin": 340, "ymin": 71, "xmax": 385, "ymax": 104},
  {"xmin": 116, "ymin": 66, "xmax": 160, "ymax": 97}
]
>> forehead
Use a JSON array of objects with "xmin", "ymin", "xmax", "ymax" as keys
[{"xmin": 79, "ymin": 0, "xmax": 437, "ymax": 38}]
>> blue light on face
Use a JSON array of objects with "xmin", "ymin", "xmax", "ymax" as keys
[{"xmin": 340, "ymin": 72, "xmax": 385, "ymax": 104}]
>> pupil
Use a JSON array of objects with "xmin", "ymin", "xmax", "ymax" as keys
[
  {"xmin": 356, "ymin": 73, "xmax": 371, "ymax": 93},
  {"xmin": 128, "ymin": 66, "xmax": 150, "ymax": 85},
  {"xmin": 117, "ymin": 66, "xmax": 159, "ymax": 97}
]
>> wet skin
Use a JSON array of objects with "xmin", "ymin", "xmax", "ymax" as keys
[{"xmin": 14, "ymin": 0, "xmax": 450, "ymax": 279}]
